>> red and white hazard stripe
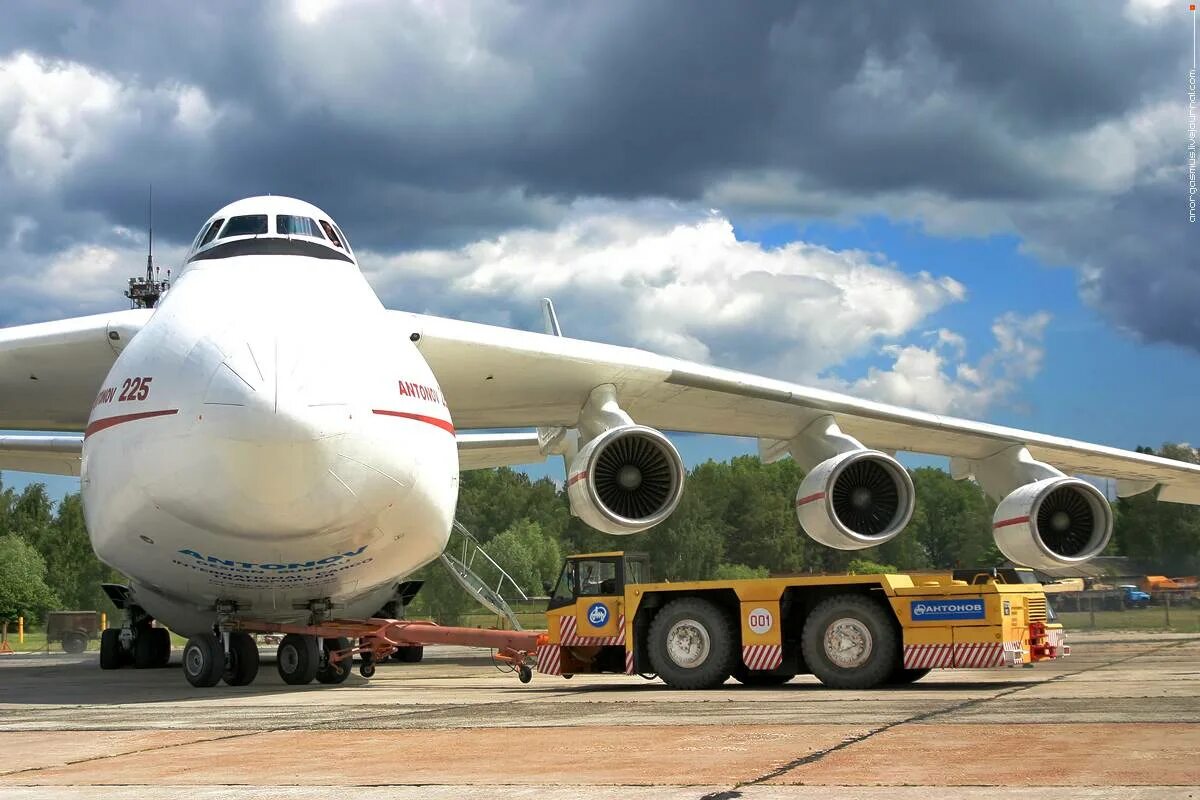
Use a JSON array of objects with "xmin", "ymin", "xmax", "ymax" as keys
[
  {"xmin": 559, "ymin": 614, "xmax": 626, "ymax": 646},
  {"xmin": 741, "ymin": 644, "xmax": 783, "ymax": 671},
  {"xmin": 902, "ymin": 643, "xmax": 953, "ymax": 669},
  {"xmin": 952, "ymin": 641, "xmax": 1004, "ymax": 668},
  {"xmin": 537, "ymin": 643, "xmax": 562, "ymax": 675},
  {"xmin": 1045, "ymin": 627, "xmax": 1068, "ymax": 656},
  {"xmin": 625, "ymin": 649, "xmax": 635, "ymax": 675}
]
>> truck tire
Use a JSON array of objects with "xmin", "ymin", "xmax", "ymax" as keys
[
  {"xmin": 99, "ymin": 629, "xmax": 123, "ymax": 670},
  {"xmin": 888, "ymin": 667, "xmax": 931, "ymax": 685},
  {"xmin": 732, "ymin": 666, "xmax": 795, "ymax": 687},
  {"xmin": 801, "ymin": 594, "xmax": 899, "ymax": 690},
  {"xmin": 61, "ymin": 631, "xmax": 87, "ymax": 654},
  {"xmin": 648, "ymin": 597, "xmax": 737, "ymax": 689}
]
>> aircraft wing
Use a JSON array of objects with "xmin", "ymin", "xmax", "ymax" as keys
[
  {"xmin": 0, "ymin": 310, "xmax": 153, "ymax": 431},
  {"xmin": 456, "ymin": 432, "xmax": 546, "ymax": 471},
  {"xmin": 0, "ymin": 434, "xmax": 84, "ymax": 476},
  {"xmin": 398, "ymin": 311, "xmax": 1200, "ymax": 504}
]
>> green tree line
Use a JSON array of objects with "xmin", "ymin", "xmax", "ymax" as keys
[{"xmin": 2, "ymin": 443, "xmax": 1198, "ymax": 625}]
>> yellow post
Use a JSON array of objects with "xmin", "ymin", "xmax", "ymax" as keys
[
  {"xmin": 17, "ymin": 617, "xmax": 23, "ymax": 644},
  {"xmin": 101, "ymin": 612, "xmax": 107, "ymax": 631}
]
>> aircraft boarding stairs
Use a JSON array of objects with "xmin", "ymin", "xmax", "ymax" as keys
[{"xmin": 438, "ymin": 520, "xmax": 529, "ymax": 631}]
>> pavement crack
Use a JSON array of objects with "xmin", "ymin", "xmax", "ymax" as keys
[
  {"xmin": 701, "ymin": 637, "xmax": 1196, "ymax": 797},
  {"xmin": 0, "ymin": 729, "xmax": 266, "ymax": 780}
]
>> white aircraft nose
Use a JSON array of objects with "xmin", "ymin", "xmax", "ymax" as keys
[{"xmin": 152, "ymin": 337, "xmax": 413, "ymax": 539}]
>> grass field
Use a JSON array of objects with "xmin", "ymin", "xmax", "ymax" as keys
[
  {"xmin": 2, "ymin": 629, "xmax": 189, "ymax": 654},
  {"xmin": 1056, "ymin": 606, "xmax": 1200, "ymax": 633}
]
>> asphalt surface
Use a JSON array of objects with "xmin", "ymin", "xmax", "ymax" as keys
[{"xmin": 1, "ymin": 631, "xmax": 1198, "ymax": 799}]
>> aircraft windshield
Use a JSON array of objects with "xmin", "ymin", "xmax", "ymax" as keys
[
  {"xmin": 277, "ymin": 215, "xmax": 325, "ymax": 238},
  {"xmin": 218, "ymin": 215, "xmax": 268, "ymax": 239}
]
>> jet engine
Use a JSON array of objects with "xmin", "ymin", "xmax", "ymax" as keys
[
  {"xmin": 567, "ymin": 425, "xmax": 685, "ymax": 535},
  {"xmin": 795, "ymin": 450, "xmax": 916, "ymax": 550},
  {"xmin": 992, "ymin": 477, "xmax": 1112, "ymax": 569}
]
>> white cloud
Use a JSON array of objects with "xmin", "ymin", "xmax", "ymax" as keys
[
  {"xmin": 834, "ymin": 311, "xmax": 1052, "ymax": 416},
  {"xmin": 0, "ymin": 52, "xmax": 220, "ymax": 190},
  {"xmin": 365, "ymin": 202, "xmax": 968, "ymax": 381}
]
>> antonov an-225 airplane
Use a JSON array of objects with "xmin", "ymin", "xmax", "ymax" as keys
[{"xmin": 2, "ymin": 196, "xmax": 1198, "ymax": 688}]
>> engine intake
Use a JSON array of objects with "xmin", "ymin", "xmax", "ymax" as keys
[
  {"xmin": 993, "ymin": 477, "xmax": 1112, "ymax": 568},
  {"xmin": 796, "ymin": 450, "xmax": 915, "ymax": 550},
  {"xmin": 567, "ymin": 425, "xmax": 685, "ymax": 535}
]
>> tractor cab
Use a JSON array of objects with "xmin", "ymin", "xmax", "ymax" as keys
[{"xmin": 547, "ymin": 551, "xmax": 649, "ymax": 612}]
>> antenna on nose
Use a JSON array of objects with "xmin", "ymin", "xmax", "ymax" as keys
[{"xmin": 124, "ymin": 183, "xmax": 171, "ymax": 309}]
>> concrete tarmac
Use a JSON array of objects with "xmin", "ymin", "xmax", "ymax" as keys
[{"xmin": 1, "ymin": 631, "xmax": 1198, "ymax": 799}]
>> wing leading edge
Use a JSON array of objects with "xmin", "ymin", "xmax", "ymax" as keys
[{"xmin": 394, "ymin": 310, "xmax": 1200, "ymax": 504}]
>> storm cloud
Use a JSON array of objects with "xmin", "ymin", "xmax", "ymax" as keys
[{"xmin": 0, "ymin": 0, "xmax": 1192, "ymax": 350}]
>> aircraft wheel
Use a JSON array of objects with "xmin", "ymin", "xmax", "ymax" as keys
[
  {"xmin": 801, "ymin": 594, "xmax": 898, "ymax": 690},
  {"xmin": 395, "ymin": 644, "xmax": 423, "ymax": 663},
  {"xmin": 316, "ymin": 637, "xmax": 352, "ymax": 685},
  {"xmin": 62, "ymin": 631, "xmax": 87, "ymax": 654},
  {"xmin": 99, "ymin": 629, "xmax": 123, "ymax": 670},
  {"xmin": 183, "ymin": 633, "xmax": 224, "ymax": 688},
  {"xmin": 223, "ymin": 632, "xmax": 260, "ymax": 686},
  {"xmin": 150, "ymin": 628, "xmax": 172, "ymax": 666},
  {"xmin": 133, "ymin": 629, "xmax": 160, "ymax": 669},
  {"xmin": 276, "ymin": 634, "xmax": 319, "ymax": 685}
]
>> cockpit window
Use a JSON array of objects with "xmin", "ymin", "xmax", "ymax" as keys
[
  {"xmin": 332, "ymin": 222, "xmax": 351, "ymax": 252},
  {"xmin": 276, "ymin": 215, "xmax": 325, "ymax": 239},
  {"xmin": 218, "ymin": 215, "xmax": 268, "ymax": 239},
  {"xmin": 319, "ymin": 220, "xmax": 343, "ymax": 248},
  {"xmin": 197, "ymin": 219, "xmax": 224, "ymax": 248}
]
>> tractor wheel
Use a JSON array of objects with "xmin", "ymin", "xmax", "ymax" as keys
[
  {"xmin": 647, "ymin": 597, "xmax": 737, "ymax": 689},
  {"xmin": 801, "ymin": 594, "xmax": 899, "ymax": 690},
  {"xmin": 61, "ymin": 631, "xmax": 87, "ymax": 654}
]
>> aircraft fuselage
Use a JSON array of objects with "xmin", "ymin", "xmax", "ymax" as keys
[{"xmin": 82, "ymin": 248, "xmax": 458, "ymax": 634}]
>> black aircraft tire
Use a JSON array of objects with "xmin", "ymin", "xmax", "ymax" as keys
[
  {"xmin": 647, "ymin": 597, "xmax": 737, "ymax": 690},
  {"xmin": 151, "ymin": 628, "xmax": 172, "ymax": 667},
  {"xmin": 183, "ymin": 633, "xmax": 224, "ymax": 688},
  {"xmin": 801, "ymin": 595, "xmax": 898, "ymax": 690},
  {"xmin": 99, "ymin": 629, "xmax": 123, "ymax": 670},
  {"xmin": 223, "ymin": 632, "xmax": 260, "ymax": 686},
  {"xmin": 396, "ymin": 645, "xmax": 424, "ymax": 663},
  {"xmin": 316, "ymin": 637, "xmax": 352, "ymax": 684},
  {"xmin": 133, "ymin": 630, "xmax": 159, "ymax": 669},
  {"xmin": 277, "ymin": 634, "xmax": 320, "ymax": 685}
]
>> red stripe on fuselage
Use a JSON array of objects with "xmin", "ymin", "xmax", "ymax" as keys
[
  {"xmin": 566, "ymin": 471, "xmax": 588, "ymax": 488},
  {"xmin": 993, "ymin": 515, "xmax": 1031, "ymax": 529},
  {"xmin": 84, "ymin": 409, "xmax": 179, "ymax": 439},
  {"xmin": 371, "ymin": 409, "xmax": 456, "ymax": 435}
]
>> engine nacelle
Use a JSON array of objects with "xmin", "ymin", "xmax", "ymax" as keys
[
  {"xmin": 993, "ymin": 477, "xmax": 1113, "ymax": 569},
  {"xmin": 795, "ymin": 450, "xmax": 915, "ymax": 550},
  {"xmin": 567, "ymin": 425, "xmax": 685, "ymax": 535}
]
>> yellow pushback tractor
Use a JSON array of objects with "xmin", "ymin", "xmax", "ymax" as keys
[{"xmin": 536, "ymin": 551, "xmax": 1066, "ymax": 689}]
